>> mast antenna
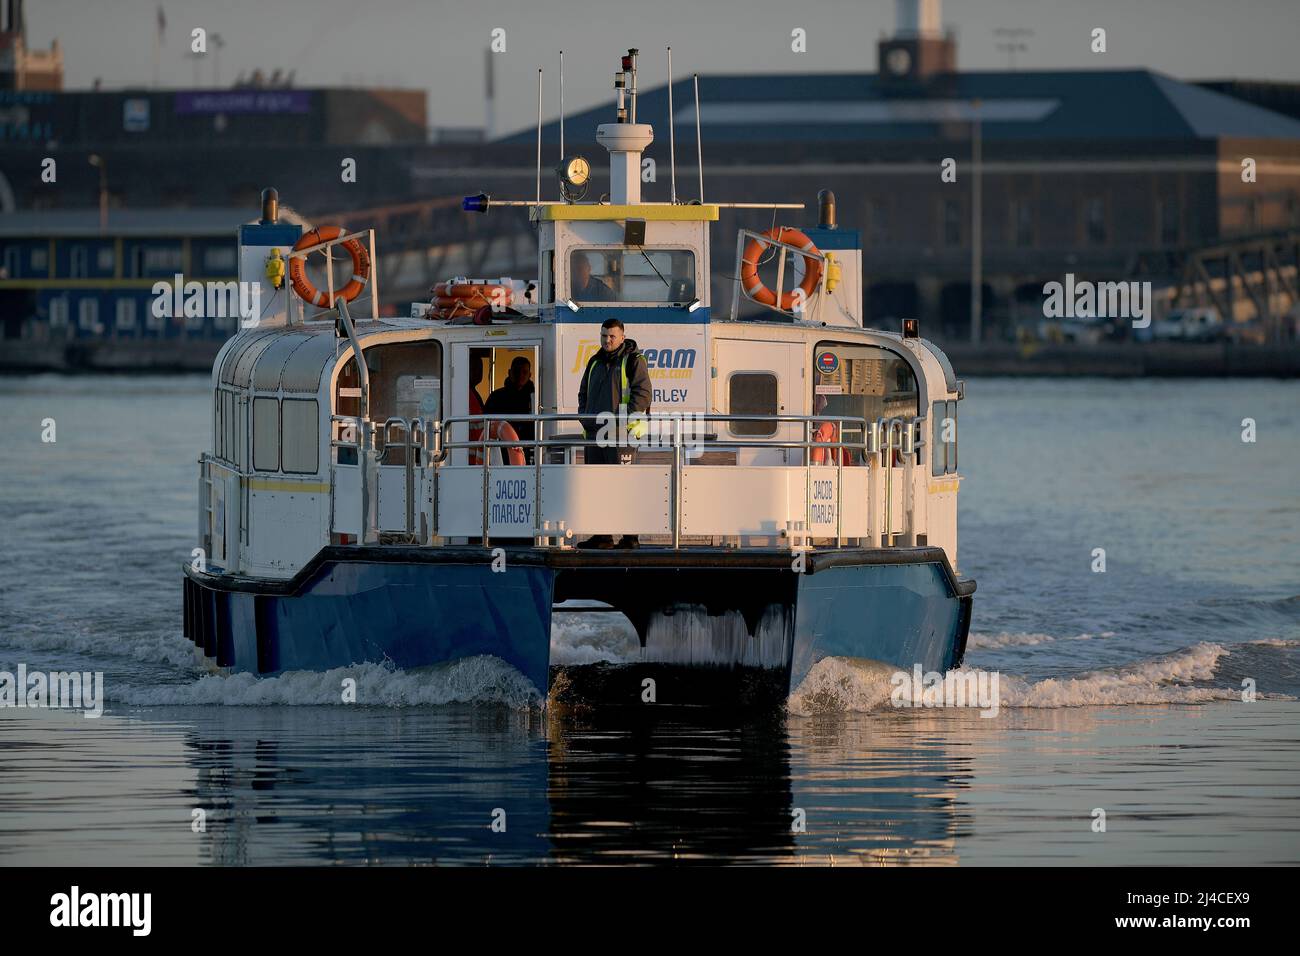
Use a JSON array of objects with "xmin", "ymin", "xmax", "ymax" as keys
[
  {"xmin": 667, "ymin": 47, "xmax": 677, "ymax": 204},
  {"xmin": 535, "ymin": 67, "xmax": 543, "ymax": 205},
  {"xmin": 693, "ymin": 73, "xmax": 704, "ymax": 202}
]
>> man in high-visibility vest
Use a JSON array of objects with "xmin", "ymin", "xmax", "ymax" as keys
[{"xmin": 577, "ymin": 317, "xmax": 652, "ymax": 549}]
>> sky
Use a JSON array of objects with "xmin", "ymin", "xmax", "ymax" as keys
[{"xmin": 25, "ymin": 0, "xmax": 1300, "ymax": 136}]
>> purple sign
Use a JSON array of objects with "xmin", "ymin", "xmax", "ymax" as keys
[{"xmin": 174, "ymin": 91, "xmax": 312, "ymax": 115}]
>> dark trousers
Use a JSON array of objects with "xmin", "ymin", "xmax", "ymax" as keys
[{"xmin": 586, "ymin": 444, "xmax": 635, "ymax": 465}]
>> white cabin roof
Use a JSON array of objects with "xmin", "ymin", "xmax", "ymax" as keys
[{"xmin": 217, "ymin": 319, "xmax": 403, "ymax": 393}]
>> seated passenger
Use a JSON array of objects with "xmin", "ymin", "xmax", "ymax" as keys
[
  {"xmin": 572, "ymin": 253, "xmax": 617, "ymax": 302},
  {"xmin": 484, "ymin": 356, "xmax": 536, "ymax": 444}
]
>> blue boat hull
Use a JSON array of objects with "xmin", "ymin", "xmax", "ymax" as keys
[{"xmin": 182, "ymin": 547, "xmax": 974, "ymax": 701}]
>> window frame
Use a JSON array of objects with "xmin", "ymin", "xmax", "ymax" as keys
[
  {"xmin": 280, "ymin": 398, "xmax": 320, "ymax": 475},
  {"xmin": 727, "ymin": 371, "xmax": 780, "ymax": 437},
  {"xmin": 567, "ymin": 245, "xmax": 699, "ymax": 306},
  {"xmin": 813, "ymin": 340, "xmax": 922, "ymax": 414},
  {"xmin": 931, "ymin": 399, "xmax": 958, "ymax": 476},
  {"xmin": 253, "ymin": 396, "xmax": 278, "ymax": 473}
]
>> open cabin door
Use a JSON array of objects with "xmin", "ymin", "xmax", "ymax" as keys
[
  {"xmin": 712, "ymin": 338, "xmax": 805, "ymax": 465},
  {"xmin": 449, "ymin": 341, "xmax": 541, "ymax": 466}
]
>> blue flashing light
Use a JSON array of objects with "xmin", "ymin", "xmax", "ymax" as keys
[{"xmin": 462, "ymin": 193, "xmax": 490, "ymax": 213}]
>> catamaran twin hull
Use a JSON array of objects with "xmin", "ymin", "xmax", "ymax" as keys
[{"xmin": 182, "ymin": 546, "xmax": 974, "ymax": 706}]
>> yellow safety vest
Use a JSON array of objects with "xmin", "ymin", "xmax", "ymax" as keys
[{"xmin": 586, "ymin": 352, "xmax": 648, "ymax": 439}]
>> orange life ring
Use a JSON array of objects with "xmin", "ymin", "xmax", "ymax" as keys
[
  {"xmin": 429, "ymin": 282, "xmax": 511, "ymax": 320},
  {"xmin": 741, "ymin": 227, "xmax": 822, "ymax": 311},
  {"xmin": 434, "ymin": 282, "xmax": 511, "ymax": 303},
  {"xmin": 289, "ymin": 225, "xmax": 371, "ymax": 307},
  {"xmin": 810, "ymin": 420, "xmax": 855, "ymax": 466},
  {"xmin": 469, "ymin": 419, "xmax": 525, "ymax": 466}
]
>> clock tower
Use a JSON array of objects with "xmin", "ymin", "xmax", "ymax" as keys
[{"xmin": 878, "ymin": 0, "xmax": 956, "ymax": 87}]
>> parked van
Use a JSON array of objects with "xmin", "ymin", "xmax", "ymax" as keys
[{"xmin": 1152, "ymin": 308, "xmax": 1225, "ymax": 342}]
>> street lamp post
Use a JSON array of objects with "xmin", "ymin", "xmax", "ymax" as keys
[{"xmin": 970, "ymin": 99, "xmax": 982, "ymax": 345}]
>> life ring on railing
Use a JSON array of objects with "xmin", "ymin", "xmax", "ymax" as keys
[
  {"xmin": 289, "ymin": 225, "xmax": 371, "ymax": 307},
  {"xmin": 810, "ymin": 420, "xmax": 855, "ymax": 466},
  {"xmin": 468, "ymin": 419, "xmax": 526, "ymax": 466},
  {"xmin": 741, "ymin": 227, "xmax": 822, "ymax": 311}
]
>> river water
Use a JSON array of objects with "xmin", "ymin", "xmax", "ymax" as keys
[{"xmin": 1, "ymin": 375, "xmax": 1297, "ymax": 865}]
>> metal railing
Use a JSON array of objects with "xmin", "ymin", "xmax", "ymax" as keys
[
  {"xmin": 423, "ymin": 411, "xmax": 924, "ymax": 549},
  {"xmin": 330, "ymin": 411, "xmax": 434, "ymax": 542}
]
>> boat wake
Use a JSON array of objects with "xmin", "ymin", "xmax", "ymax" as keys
[
  {"xmin": 966, "ymin": 630, "xmax": 1116, "ymax": 648},
  {"xmin": 83, "ymin": 619, "xmax": 1298, "ymax": 714},
  {"xmin": 788, "ymin": 640, "xmax": 1293, "ymax": 716},
  {"xmin": 113, "ymin": 655, "xmax": 543, "ymax": 709},
  {"xmin": 1, "ymin": 625, "xmax": 209, "ymax": 671}
]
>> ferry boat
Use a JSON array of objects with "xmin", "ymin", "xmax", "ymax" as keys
[{"xmin": 181, "ymin": 48, "xmax": 975, "ymax": 705}]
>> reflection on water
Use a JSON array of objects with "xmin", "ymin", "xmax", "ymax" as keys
[{"xmin": 4, "ymin": 701, "xmax": 1296, "ymax": 866}]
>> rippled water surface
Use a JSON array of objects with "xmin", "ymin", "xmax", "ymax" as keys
[{"xmin": 1, "ymin": 375, "xmax": 1297, "ymax": 865}]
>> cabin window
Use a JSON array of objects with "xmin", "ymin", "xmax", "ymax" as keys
[
  {"xmin": 223, "ymin": 392, "xmax": 235, "ymax": 464},
  {"xmin": 214, "ymin": 394, "xmax": 222, "ymax": 460},
  {"xmin": 361, "ymin": 341, "xmax": 444, "ymax": 423},
  {"xmin": 932, "ymin": 400, "xmax": 957, "ymax": 475},
  {"xmin": 282, "ymin": 399, "xmax": 319, "ymax": 474},
  {"xmin": 253, "ymin": 397, "xmax": 279, "ymax": 472},
  {"xmin": 570, "ymin": 248, "xmax": 696, "ymax": 304},
  {"xmin": 729, "ymin": 372, "xmax": 779, "ymax": 437}
]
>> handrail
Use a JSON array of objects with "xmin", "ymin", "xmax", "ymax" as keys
[
  {"xmin": 380, "ymin": 417, "xmax": 415, "ymax": 535},
  {"xmin": 435, "ymin": 411, "xmax": 912, "ymax": 460},
  {"xmin": 331, "ymin": 414, "xmax": 427, "ymax": 540},
  {"xmin": 329, "ymin": 409, "xmax": 926, "ymax": 550},
  {"xmin": 335, "ymin": 299, "xmax": 375, "ymax": 544}
]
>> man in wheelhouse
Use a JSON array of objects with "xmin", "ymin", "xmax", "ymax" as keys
[{"xmin": 577, "ymin": 317, "xmax": 652, "ymax": 550}]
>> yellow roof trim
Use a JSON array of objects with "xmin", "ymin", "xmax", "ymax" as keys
[{"xmin": 533, "ymin": 204, "xmax": 719, "ymax": 222}]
